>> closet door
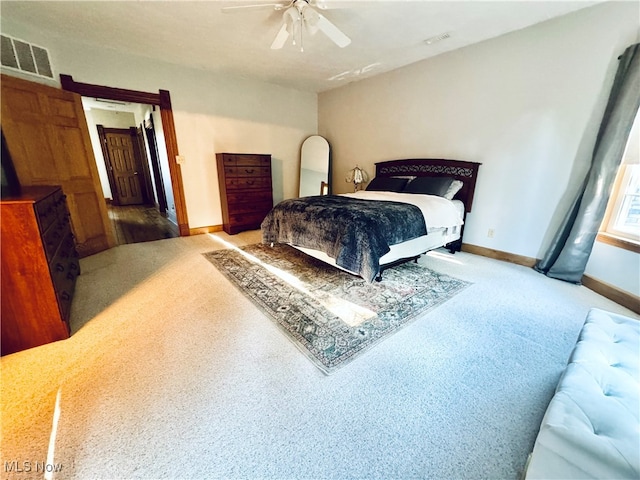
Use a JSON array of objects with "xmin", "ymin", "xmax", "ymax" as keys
[{"xmin": 1, "ymin": 74, "xmax": 115, "ymax": 256}]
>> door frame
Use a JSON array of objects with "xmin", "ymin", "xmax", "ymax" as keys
[
  {"xmin": 144, "ymin": 115, "xmax": 168, "ymax": 214},
  {"xmin": 60, "ymin": 74, "xmax": 189, "ymax": 236},
  {"xmin": 133, "ymin": 125, "xmax": 156, "ymax": 207}
]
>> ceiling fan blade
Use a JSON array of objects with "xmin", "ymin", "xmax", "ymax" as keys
[
  {"xmin": 316, "ymin": 13, "xmax": 351, "ymax": 47},
  {"xmin": 221, "ymin": 2, "xmax": 289, "ymax": 13},
  {"xmin": 270, "ymin": 23, "xmax": 290, "ymax": 49}
]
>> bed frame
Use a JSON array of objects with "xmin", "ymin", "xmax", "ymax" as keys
[
  {"xmin": 286, "ymin": 158, "xmax": 482, "ymax": 282},
  {"xmin": 375, "ymin": 158, "xmax": 481, "ymax": 214},
  {"xmin": 375, "ymin": 158, "xmax": 481, "ymax": 257}
]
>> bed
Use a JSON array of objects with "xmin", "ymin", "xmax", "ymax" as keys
[{"xmin": 261, "ymin": 158, "xmax": 481, "ymax": 282}]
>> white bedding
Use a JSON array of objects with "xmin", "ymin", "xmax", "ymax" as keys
[
  {"xmin": 291, "ymin": 192, "xmax": 465, "ymax": 276},
  {"xmin": 341, "ymin": 190, "xmax": 464, "ymax": 230}
]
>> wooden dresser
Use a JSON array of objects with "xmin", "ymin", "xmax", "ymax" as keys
[
  {"xmin": 1, "ymin": 186, "xmax": 80, "ymax": 356},
  {"xmin": 216, "ymin": 153, "xmax": 273, "ymax": 234}
]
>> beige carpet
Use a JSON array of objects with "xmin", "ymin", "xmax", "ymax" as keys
[
  {"xmin": 1, "ymin": 231, "xmax": 262, "ymax": 473},
  {"xmin": 1, "ymin": 231, "xmax": 636, "ymax": 479}
]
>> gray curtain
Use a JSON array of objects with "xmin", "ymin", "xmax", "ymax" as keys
[{"xmin": 535, "ymin": 43, "xmax": 640, "ymax": 283}]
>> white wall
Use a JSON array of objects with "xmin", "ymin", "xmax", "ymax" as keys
[
  {"xmin": 587, "ymin": 241, "xmax": 639, "ymax": 294},
  {"xmin": 319, "ymin": 1, "xmax": 639, "ymax": 296},
  {"xmin": 1, "ymin": 17, "xmax": 317, "ymax": 230},
  {"xmin": 2, "ymin": 5, "xmax": 637, "ymax": 297}
]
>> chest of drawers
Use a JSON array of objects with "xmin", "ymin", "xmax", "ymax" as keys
[
  {"xmin": 1, "ymin": 185, "xmax": 80, "ymax": 355},
  {"xmin": 216, "ymin": 153, "xmax": 273, "ymax": 234}
]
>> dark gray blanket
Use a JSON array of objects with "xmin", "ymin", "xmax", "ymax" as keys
[{"xmin": 261, "ymin": 195, "xmax": 427, "ymax": 282}]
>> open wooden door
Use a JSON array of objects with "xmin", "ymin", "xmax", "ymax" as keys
[{"xmin": 1, "ymin": 74, "xmax": 115, "ymax": 257}]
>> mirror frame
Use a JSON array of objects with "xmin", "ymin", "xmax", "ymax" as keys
[{"xmin": 299, "ymin": 135, "xmax": 331, "ymax": 197}]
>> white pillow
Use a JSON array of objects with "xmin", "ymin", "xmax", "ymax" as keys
[{"xmin": 443, "ymin": 180, "xmax": 463, "ymax": 200}]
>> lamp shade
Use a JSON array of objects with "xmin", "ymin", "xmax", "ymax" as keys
[{"xmin": 345, "ymin": 166, "xmax": 369, "ymax": 191}]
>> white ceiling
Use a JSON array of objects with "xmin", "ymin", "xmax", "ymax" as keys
[{"xmin": 2, "ymin": 0, "xmax": 601, "ymax": 93}]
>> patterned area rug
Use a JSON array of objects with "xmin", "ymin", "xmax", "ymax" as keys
[{"xmin": 204, "ymin": 244, "xmax": 470, "ymax": 373}]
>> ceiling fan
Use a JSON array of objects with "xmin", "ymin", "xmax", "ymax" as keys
[{"xmin": 222, "ymin": 0, "xmax": 351, "ymax": 51}]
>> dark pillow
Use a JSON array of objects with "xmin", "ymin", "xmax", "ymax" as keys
[
  {"xmin": 403, "ymin": 176, "xmax": 455, "ymax": 196},
  {"xmin": 365, "ymin": 176, "xmax": 409, "ymax": 192}
]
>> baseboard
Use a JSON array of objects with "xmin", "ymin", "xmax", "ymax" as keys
[
  {"xmin": 582, "ymin": 275, "xmax": 640, "ymax": 315},
  {"xmin": 461, "ymin": 243, "xmax": 639, "ymax": 314},
  {"xmin": 461, "ymin": 243, "xmax": 538, "ymax": 267},
  {"xmin": 190, "ymin": 225, "xmax": 223, "ymax": 235}
]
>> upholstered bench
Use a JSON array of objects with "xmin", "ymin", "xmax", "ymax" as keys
[{"xmin": 525, "ymin": 308, "xmax": 640, "ymax": 479}]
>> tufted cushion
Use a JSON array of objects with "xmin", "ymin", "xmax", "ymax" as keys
[{"xmin": 526, "ymin": 308, "xmax": 640, "ymax": 479}]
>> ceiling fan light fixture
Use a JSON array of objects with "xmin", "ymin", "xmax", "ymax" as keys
[
  {"xmin": 301, "ymin": 5, "xmax": 320, "ymax": 34},
  {"xmin": 284, "ymin": 6, "xmax": 301, "ymax": 27},
  {"xmin": 269, "ymin": 6, "xmax": 302, "ymax": 49},
  {"xmin": 263, "ymin": 0, "xmax": 351, "ymax": 51}
]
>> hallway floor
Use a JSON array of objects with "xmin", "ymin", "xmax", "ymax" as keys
[{"xmin": 107, "ymin": 204, "xmax": 179, "ymax": 245}]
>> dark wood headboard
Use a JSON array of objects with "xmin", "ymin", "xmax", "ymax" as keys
[{"xmin": 375, "ymin": 158, "xmax": 481, "ymax": 213}]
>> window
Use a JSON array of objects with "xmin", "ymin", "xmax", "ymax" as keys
[
  {"xmin": 599, "ymin": 109, "xmax": 640, "ymax": 251},
  {"xmin": 603, "ymin": 164, "xmax": 640, "ymax": 237}
]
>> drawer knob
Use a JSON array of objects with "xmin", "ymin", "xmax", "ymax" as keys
[{"xmin": 55, "ymin": 263, "xmax": 65, "ymax": 272}]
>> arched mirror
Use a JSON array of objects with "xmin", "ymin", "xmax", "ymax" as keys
[{"xmin": 299, "ymin": 135, "xmax": 330, "ymax": 197}]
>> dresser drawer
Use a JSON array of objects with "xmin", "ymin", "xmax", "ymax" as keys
[
  {"xmin": 224, "ymin": 165, "xmax": 271, "ymax": 177},
  {"xmin": 237, "ymin": 156, "xmax": 270, "ymax": 167},
  {"xmin": 50, "ymin": 257, "xmax": 80, "ymax": 295},
  {"xmin": 53, "ymin": 192, "xmax": 71, "ymax": 222},
  {"xmin": 225, "ymin": 177, "xmax": 271, "ymax": 190},
  {"xmin": 53, "ymin": 258, "xmax": 79, "ymax": 325},
  {"xmin": 221, "ymin": 154, "xmax": 270, "ymax": 167},
  {"xmin": 57, "ymin": 231, "xmax": 80, "ymax": 263},
  {"xmin": 226, "ymin": 190, "xmax": 273, "ymax": 205},
  {"xmin": 42, "ymin": 221, "xmax": 65, "ymax": 260},
  {"xmin": 228, "ymin": 200, "xmax": 273, "ymax": 215},
  {"xmin": 228, "ymin": 211, "xmax": 270, "ymax": 229},
  {"xmin": 34, "ymin": 189, "xmax": 60, "ymax": 233},
  {"xmin": 42, "ymin": 215, "xmax": 72, "ymax": 261}
]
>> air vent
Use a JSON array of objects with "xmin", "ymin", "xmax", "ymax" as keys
[{"xmin": 1, "ymin": 34, "xmax": 53, "ymax": 79}]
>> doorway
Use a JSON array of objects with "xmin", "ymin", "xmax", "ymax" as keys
[
  {"xmin": 86, "ymin": 101, "xmax": 176, "ymax": 245},
  {"xmin": 60, "ymin": 74, "xmax": 190, "ymax": 239},
  {"xmin": 94, "ymin": 120, "xmax": 179, "ymax": 245}
]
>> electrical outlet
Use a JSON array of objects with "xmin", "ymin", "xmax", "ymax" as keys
[{"xmin": 487, "ymin": 228, "xmax": 495, "ymax": 238}]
